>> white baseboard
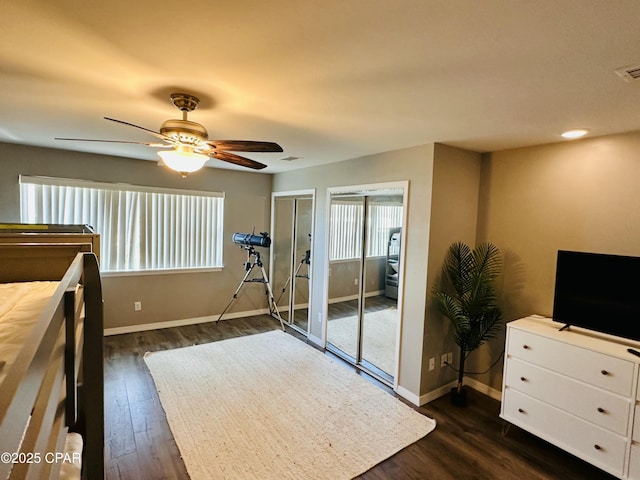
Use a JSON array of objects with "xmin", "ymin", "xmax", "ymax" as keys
[
  {"xmin": 365, "ymin": 289, "xmax": 385, "ymax": 298},
  {"xmin": 399, "ymin": 378, "xmax": 502, "ymax": 407},
  {"xmin": 395, "ymin": 385, "xmax": 423, "ymax": 406},
  {"xmin": 396, "ymin": 382, "xmax": 455, "ymax": 406},
  {"xmin": 327, "ymin": 290, "xmax": 386, "ymax": 305},
  {"xmin": 277, "ymin": 302, "xmax": 310, "ymax": 313},
  {"xmin": 416, "ymin": 382, "xmax": 458, "ymax": 406},
  {"xmin": 327, "ymin": 293, "xmax": 358, "ymax": 304},
  {"xmin": 463, "ymin": 377, "xmax": 503, "ymax": 401},
  {"xmin": 104, "ymin": 308, "xmax": 270, "ymax": 336}
]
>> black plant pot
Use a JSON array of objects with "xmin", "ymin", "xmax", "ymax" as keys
[{"xmin": 450, "ymin": 386, "xmax": 468, "ymax": 407}]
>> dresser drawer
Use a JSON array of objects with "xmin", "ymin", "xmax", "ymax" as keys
[
  {"xmin": 634, "ymin": 407, "xmax": 640, "ymax": 442},
  {"xmin": 502, "ymin": 388, "xmax": 626, "ymax": 476},
  {"xmin": 504, "ymin": 358, "xmax": 631, "ymax": 435},
  {"xmin": 630, "ymin": 443, "xmax": 640, "ymax": 480},
  {"xmin": 507, "ymin": 327, "xmax": 634, "ymax": 396}
]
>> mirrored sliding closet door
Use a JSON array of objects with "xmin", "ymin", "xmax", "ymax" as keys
[
  {"xmin": 326, "ymin": 184, "xmax": 406, "ymax": 386},
  {"xmin": 271, "ymin": 191, "xmax": 315, "ymax": 335}
]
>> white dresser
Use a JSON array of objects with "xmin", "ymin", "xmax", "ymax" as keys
[{"xmin": 501, "ymin": 316, "xmax": 640, "ymax": 479}]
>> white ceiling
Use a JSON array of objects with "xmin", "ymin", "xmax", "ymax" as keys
[{"xmin": 2, "ymin": 0, "xmax": 640, "ymax": 173}]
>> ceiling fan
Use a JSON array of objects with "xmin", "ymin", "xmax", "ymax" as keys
[{"xmin": 56, "ymin": 93, "xmax": 283, "ymax": 177}]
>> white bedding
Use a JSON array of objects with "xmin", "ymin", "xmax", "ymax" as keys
[
  {"xmin": 59, "ymin": 433, "xmax": 83, "ymax": 480},
  {"xmin": 0, "ymin": 281, "xmax": 59, "ymax": 386}
]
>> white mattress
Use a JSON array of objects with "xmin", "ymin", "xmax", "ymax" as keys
[
  {"xmin": 59, "ymin": 432, "xmax": 83, "ymax": 480},
  {"xmin": 0, "ymin": 281, "xmax": 59, "ymax": 386}
]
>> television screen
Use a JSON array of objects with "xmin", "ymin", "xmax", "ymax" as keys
[{"xmin": 552, "ymin": 250, "xmax": 640, "ymax": 341}]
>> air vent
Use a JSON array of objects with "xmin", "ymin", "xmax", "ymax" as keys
[{"xmin": 614, "ymin": 65, "xmax": 640, "ymax": 82}]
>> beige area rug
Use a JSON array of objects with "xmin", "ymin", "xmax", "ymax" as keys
[
  {"xmin": 144, "ymin": 330, "xmax": 435, "ymax": 480},
  {"xmin": 328, "ymin": 308, "xmax": 398, "ymax": 375}
]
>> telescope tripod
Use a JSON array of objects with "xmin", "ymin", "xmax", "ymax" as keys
[
  {"xmin": 217, "ymin": 246, "xmax": 285, "ymax": 330},
  {"xmin": 276, "ymin": 249, "xmax": 310, "ymax": 306}
]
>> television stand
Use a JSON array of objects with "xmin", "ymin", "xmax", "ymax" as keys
[{"xmin": 501, "ymin": 316, "xmax": 640, "ymax": 479}]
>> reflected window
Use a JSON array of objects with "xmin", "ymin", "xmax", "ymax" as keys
[{"xmin": 329, "ymin": 202, "xmax": 402, "ymax": 260}]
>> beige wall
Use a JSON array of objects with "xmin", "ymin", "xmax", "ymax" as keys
[
  {"xmin": 0, "ymin": 142, "xmax": 273, "ymax": 330},
  {"xmin": 421, "ymin": 144, "xmax": 483, "ymax": 393},
  {"xmin": 325, "ymin": 258, "xmax": 387, "ymax": 300},
  {"xmin": 475, "ymin": 130, "xmax": 640, "ymax": 391},
  {"xmin": 273, "ymin": 144, "xmax": 435, "ymax": 400}
]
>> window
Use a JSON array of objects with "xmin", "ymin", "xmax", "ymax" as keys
[
  {"xmin": 329, "ymin": 201, "xmax": 363, "ymax": 261},
  {"xmin": 366, "ymin": 203, "xmax": 403, "ymax": 257},
  {"xmin": 20, "ymin": 176, "xmax": 224, "ymax": 273},
  {"xmin": 329, "ymin": 201, "xmax": 402, "ymax": 261}
]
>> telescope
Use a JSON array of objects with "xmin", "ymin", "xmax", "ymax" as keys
[
  {"xmin": 232, "ymin": 231, "xmax": 271, "ymax": 248},
  {"xmin": 219, "ymin": 230, "xmax": 284, "ymax": 329}
]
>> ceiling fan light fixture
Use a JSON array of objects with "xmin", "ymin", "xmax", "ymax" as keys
[
  {"xmin": 56, "ymin": 92, "xmax": 281, "ymax": 172},
  {"xmin": 158, "ymin": 147, "xmax": 209, "ymax": 177}
]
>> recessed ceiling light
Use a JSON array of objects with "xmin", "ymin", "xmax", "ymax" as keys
[{"xmin": 561, "ymin": 129, "xmax": 589, "ymax": 139}]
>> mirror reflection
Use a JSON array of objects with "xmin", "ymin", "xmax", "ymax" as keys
[
  {"xmin": 326, "ymin": 188, "xmax": 404, "ymax": 384},
  {"xmin": 272, "ymin": 197, "xmax": 294, "ymax": 325},
  {"xmin": 292, "ymin": 198, "xmax": 312, "ymax": 332},
  {"xmin": 272, "ymin": 193, "xmax": 314, "ymax": 335}
]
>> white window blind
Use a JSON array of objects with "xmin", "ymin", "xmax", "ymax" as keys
[
  {"xmin": 329, "ymin": 201, "xmax": 402, "ymax": 261},
  {"xmin": 329, "ymin": 202, "xmax": 364, "ymax": 261},
  {"xmin": 366, "ymin": 204, "xmax": 403, "ymax": 257},
  {"xmin": 20, "ymin": 176, "xmax": 224, "ymax": 273}
]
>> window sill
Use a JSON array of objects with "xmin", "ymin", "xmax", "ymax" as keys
[
  {"xmin": 329, "ymin": 256, "xmax": 386, "ymax": 264},
  {"xmin": 101, "ymin": 266, "xmax": 223, "ymax": 278}
]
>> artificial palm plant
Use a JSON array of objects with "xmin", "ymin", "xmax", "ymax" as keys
[{"xmin": 432, "ymin": 242, "xmax": 503, "ymax": 405}]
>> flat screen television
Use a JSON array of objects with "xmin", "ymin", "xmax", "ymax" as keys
[{"xmin": 552, "ymin": 250, "xmax": 640, "ymax": 341}]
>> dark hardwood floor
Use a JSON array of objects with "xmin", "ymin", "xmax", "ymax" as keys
[{"xmin": 104, "ymin": 315, "xmax": 616, "ymax": 480}]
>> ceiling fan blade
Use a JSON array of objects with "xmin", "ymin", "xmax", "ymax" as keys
[
  {"xmin": 212, "ymin": 151, "xmax": 267, "ymax": 170},
  {"xmin": 207, "ymin": 140, "xmax": 283, "ymax": 153},
  {"xmin": 55, "ymin": 137, "xmax": 168, "ymax": 147},
  {"xmin": 104, "ymin": 117, "xmax": 175, "ymax": 143}
]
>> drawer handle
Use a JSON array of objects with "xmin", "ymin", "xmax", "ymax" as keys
[
  {"xmin": 522, "ymin": 345, "xmax": 530, "ymax": 350},
  {"xmin": 601, "ymin": 370, "xmax": 609, "ymax": 376},
  {"xmin": 518, "ymin": 408, "xmax": 526, "ymax": 414},
  {"xmin": 520, "ymin": 377, "xmax": 527, "ymax": 382},
  {"xmin": 594, "ymin": 444, "xmax": 602, "ymax": 451},
  {"xmin": 597, "ymin": 407, "xmax": 607, "ymax": 414}
]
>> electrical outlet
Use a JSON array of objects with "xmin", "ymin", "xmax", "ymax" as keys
[
  {"xmin": 134, "ymin": 301, "xmax": 142, "ymax": 311},
  {"xmin": 428, "ymin": 357, "xmax": 435, "ymax": 371},
  {"xmin": 354, "ymin": 278, "xmax": 358, "ymax": 285},
  {"xmin": 441, "ymin": 353, "xmax": 447, "ymax": 367},
  {"xmin": 447, "ymin": 352, "xmax": 453, "ymax": 364},
  {"xmin": 317, "ymin": 312, "xmax": 322, "ymax": 323}
]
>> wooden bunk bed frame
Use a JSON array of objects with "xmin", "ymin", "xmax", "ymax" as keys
[{"xmin": 0, "ymin": 226, "xmax": 104, "ymax": 480}]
